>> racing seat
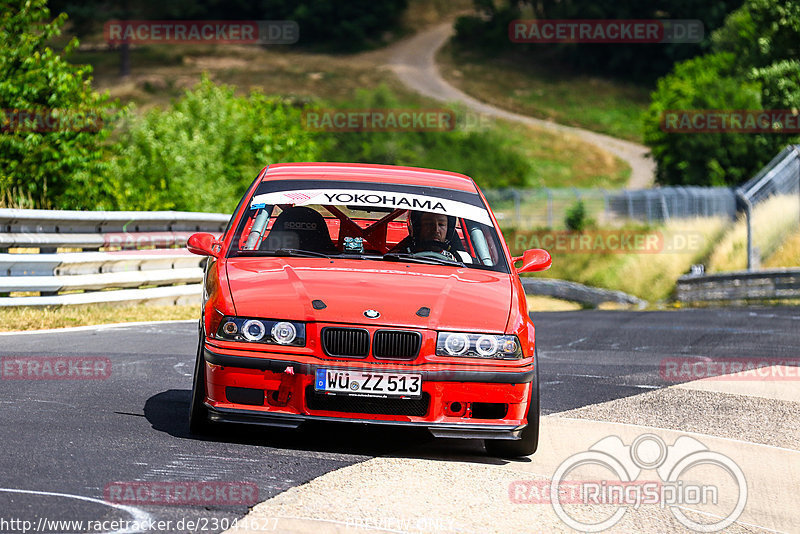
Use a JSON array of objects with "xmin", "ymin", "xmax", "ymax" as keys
[{"xmin": 260, "ymin": 206, "xmax": 337, "ymax": 253}]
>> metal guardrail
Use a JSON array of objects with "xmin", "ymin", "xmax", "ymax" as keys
[
  {"xmin": 0, "ymin": 209, "xmax": 229, "ymax": 306},
  {"xmin": 676, "ymin": 269, "xmax": 800, "ymax": 303}
]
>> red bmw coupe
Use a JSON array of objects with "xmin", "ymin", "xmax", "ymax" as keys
[{"xmin": 186, "ymin": 163, "xmax": 551, "ymax": 457}]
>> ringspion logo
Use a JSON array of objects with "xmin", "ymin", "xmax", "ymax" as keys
[{"xmin": 516, "ymin": 434, "xmax": 747, "ymax": 532}]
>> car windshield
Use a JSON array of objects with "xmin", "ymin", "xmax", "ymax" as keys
[{"xmin": 227, "ymin": 180, "xmax": 509, "ymax": 273}]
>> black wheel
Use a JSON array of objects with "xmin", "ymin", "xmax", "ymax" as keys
[
  {"xmin": 188, "ymin": 328, "xmax": 213, "ymax": 435},
  {"xmin": 485, "ymin": 348, "xmax": 540, "ymax": 458}
]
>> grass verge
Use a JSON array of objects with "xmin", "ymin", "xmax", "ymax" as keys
[
  {"xmin": 707, "ymin": 195, "xmax": 800, "ymax": 272},
  {"xmin": 764, "ymin": 227, "xmax": 800, "ymax": 268},
  {"xmin": 67, "ymin": 26, "xmax": 629, "ymax": 190},
  {"xmin": 514, "ymin": 217, "xmax": 729, "ymax": 302},
  {"xmin": 525, "ymin": 295, "xmax": 582, "ymax": 312},
  {"xmin": 0, "ymin": 304, "xmax": 198, "ymax": 332},
  {"xmin": 436, "ymin": 43, "xmax": 651, "ymax": 143}
]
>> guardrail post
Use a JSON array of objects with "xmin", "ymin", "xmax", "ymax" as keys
[
  {"xmin": 546, "ymin": 189, "xmax": 553, "ymax": 228},
  {"xmin": 736, "ymin": 191, "xmax": 754, "ymax": 271},
  {"xmin": 513, "ymin": 189, "xmax": 521, "ymax": 227},
  {"xmin": 626, "ymin": 191, "xmax": 634, "ymax": 220}
]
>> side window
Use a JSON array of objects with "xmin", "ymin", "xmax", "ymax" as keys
[{"xmin": 482, "ymin": 226, "xmax": 500, "ymax": 264}]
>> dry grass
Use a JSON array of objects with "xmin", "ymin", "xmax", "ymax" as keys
[
  {"xmin": 523, "ymin": 217, "xmax": 729, "ymax": 302},
  {"xmin": 764, "ymin": 227, "xmax": 800, "ymax": 268},
  {"xmin": 65, "ymin": 14, "xmax": 630, "ymax": 191},
  {"xmin": 436, "ymin": 43, "xmax": 651, "ymax": 142},
  {"xmin": 400, "ymin": 0, "xmax": 473, "ymax": 30},
  {"xmin": 71, "ymin": 46, "xmax": 629, "ymax": 189},
  {"xmin": 707, "ymin": 195, "xmax": 800, "ymax": 272},
  {"xmin": 525, "ymin": 295, "xmax": 582, "ymax": 312},
  {"xmin": 499, "ymin": 121, "xmax": 630, "ymax": 189},
  {"xmin": 0, "ymin": 304, "xmax": 198, "ymax": 332},
  {"xmin": 615, "ymin": 218, "xmax": 728, "ymax": 300}
]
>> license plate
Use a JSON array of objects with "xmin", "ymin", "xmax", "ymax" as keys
[{"xmin": 315, "ymin": 368, "xmax": 422, "ymax": 398}]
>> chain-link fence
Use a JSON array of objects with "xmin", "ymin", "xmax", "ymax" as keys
[
  {"xmin": 484, "ymin": 144, "xmax": 800, "ymax": 231},
  {"xmin": 483, "ymin": 186, "xmax": 737, "ymax": 229},
  {"xmin": 738, "ymin": 145, "xmax": 800, "ymax": 205},
  {"xmin": 734, "ymin": 144, "xmax": 800, "ymax": 270}
]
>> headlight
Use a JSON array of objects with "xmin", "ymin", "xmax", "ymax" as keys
[
  {"xmin": 436, "ymin": 332, "xmax": 522, "ymax": 360},
  {"xmin": 271, "ymin": 321, "xmax": 297, "ymax": 345},
  {"xmin": 443, "ymin": 332, "xmax": 469, "ymax": 356},
  {"xmin": 242, "ymin": 319, "xmax": 266, "ymax": 341},
  {"xmin": 216, "ymin": 316, "xmax": 305, "ymax": 346}
]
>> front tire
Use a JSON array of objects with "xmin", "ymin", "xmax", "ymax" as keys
[
  {"xmin": 484, "ymin": 349, "xmax": 540, "ymax": 458},
  {"xmin": 188, "ymin": 329, "xmax": 213, "ymax": 435}
]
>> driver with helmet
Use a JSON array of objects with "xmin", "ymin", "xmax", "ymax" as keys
[{"xmin": 389, "ymin": 210, "xmax": 459, "ymax": 261}]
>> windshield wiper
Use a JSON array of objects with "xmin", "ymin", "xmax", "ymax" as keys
[
  {"xmin": 382, "ymin": 253, "xmax": 465, "ymax": 268},
  {"xmin": 262, "ymin": 248, "xmax": 332, "ymax": 259}
]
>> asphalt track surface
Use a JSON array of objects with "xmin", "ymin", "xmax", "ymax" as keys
[{"xmin": 1, "ymin": 308, "xmax": 798, "ymax": 533}]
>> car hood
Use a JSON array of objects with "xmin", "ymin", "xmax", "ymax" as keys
[{"xmin": 225, "ymin": 257, "xmax": 512, "ymax": 332}]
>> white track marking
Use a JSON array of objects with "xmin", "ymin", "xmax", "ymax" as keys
[
  {"xmin": 173, "ymin": 361, "xmax": 193, "ymax": 377},
  {"xmin": 0, "ymin": 487, "xmax": 153, "ymax": 534}
]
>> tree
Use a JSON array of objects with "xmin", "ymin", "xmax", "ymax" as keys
[
  {"xmin": 0, "ymin": 0, "xmax": 116, "ymax": 208},
  {"xmin": 105, "ymin": 76, "xmax": 320, "ymax": 212},
  {"xmin": 453, "ymin": 0, "xmax": 744, "ymax": 81},
  {"xmin": 643, "ymin": 0, "xmax": 800, "ymax": 186}
]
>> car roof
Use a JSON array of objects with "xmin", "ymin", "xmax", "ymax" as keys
[{"xmin": 261, "ymin": 163, "xmax": 480, "ymax": 193}]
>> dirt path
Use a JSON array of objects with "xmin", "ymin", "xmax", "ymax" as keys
[{"xmin": 387, "ymin": 23, "xmax": 656, "ymax": 189}]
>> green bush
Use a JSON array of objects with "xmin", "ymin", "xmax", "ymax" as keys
[
  {"xmin": 644, "ymin": 0, "xmax": 800, "ymax": 187},
  {"xmin": 50, "ymin": 0, "xmax": 409, "ymax": 52},
  {"xmin": 317, "ymin": 86, "xmax": 534, "ymax": 188},
  {"xmin": 105, "ymin": 76, "xmax": 319, "ymax": 212},
  {"xmin": 453, "ymin": 0, "xmax": 743, "ymax": 81},
  {"xmin": 564, "ymin": 200, "xmax": 591, "ymax": 231},
  {"xmin": 0, "ymin": 0, "xmax": 116, "ymax": 209}
]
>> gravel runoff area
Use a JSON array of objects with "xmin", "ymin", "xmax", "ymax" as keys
[{"xmin": 225, "ymin": 367, "xmax": 800, "ymax": 534}]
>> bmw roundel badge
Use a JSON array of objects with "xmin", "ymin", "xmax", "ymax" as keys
[{"xmin": 364, "ymin": 309, "xmax": 380, "ymax": 319}]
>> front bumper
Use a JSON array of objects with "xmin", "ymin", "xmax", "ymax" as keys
[{"xmin": 202, "ymin": 346, "xmax": 535, "ymax": 440}]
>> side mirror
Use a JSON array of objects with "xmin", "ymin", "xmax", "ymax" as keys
[
  {"xmin": 513, "ymin": 248, "xmax": 551, "ymax": 274},
  {"xmin": 187, "ymin": 233, "xmax": 222, "ymax": 257}
]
